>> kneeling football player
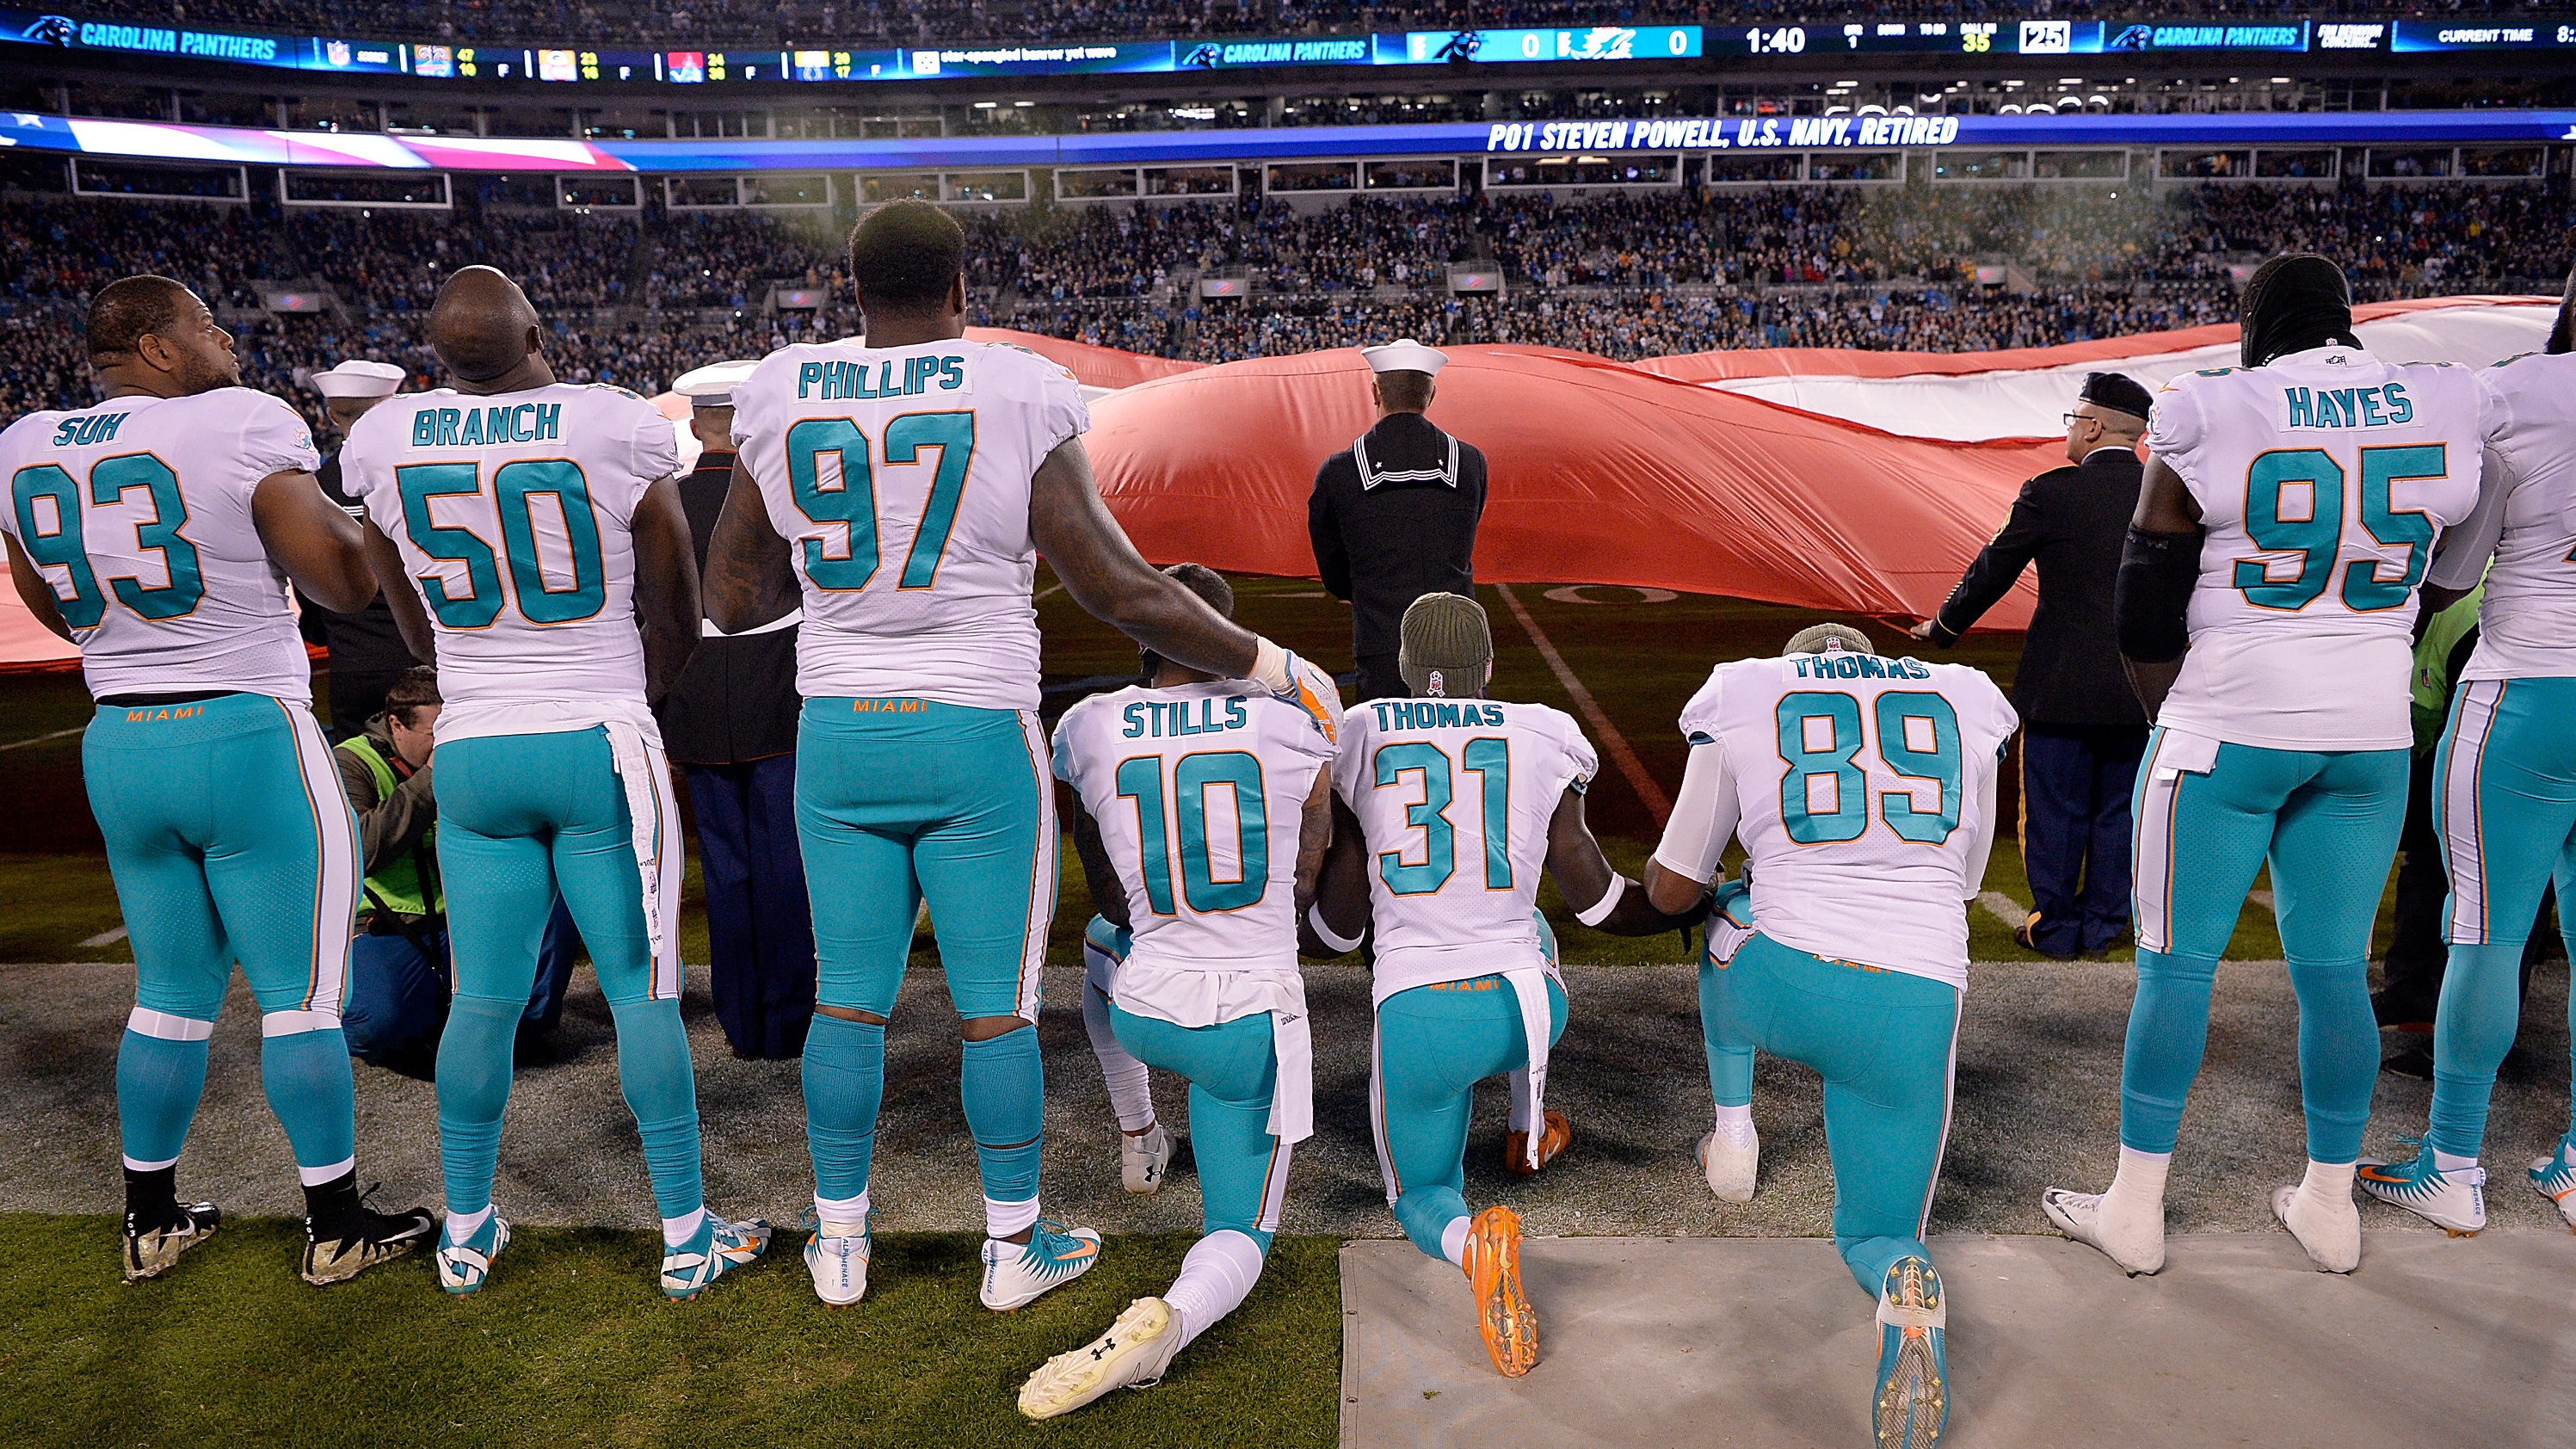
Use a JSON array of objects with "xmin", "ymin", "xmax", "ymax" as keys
[
  {"xmin": 1020, "ymin": 564, "xmax": 1341, "ymax": 1417},
  {"xmin": 1316, "ymin": 593, "xmax": 1699, "ymax": 1378},
  {"xmin": 1644, "ymin": 624, "xmax": 2017, "ymax": 1449}
]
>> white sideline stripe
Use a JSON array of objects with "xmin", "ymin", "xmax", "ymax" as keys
[
  {"xmin": 2249, "ymin": 890, "xmax": 2276, "ymax": 910},
  {"xmin": 1492, "ymin": 583, "xmax": 1671, "ymax": 827},
  {"xmin": 1034, "ymin": 582, "xmax": 1065, "ymax": 602},
  {"xmin": 1976, "ymin": 892, "xmax": 2029, "ymax": 931},
  {"xmin": 0, "ymin": 726, "xmax": 82, "ymax": 752},
  {"xmin": 82, "ymin": 926, "xmax": 129, "ymax": 947}
]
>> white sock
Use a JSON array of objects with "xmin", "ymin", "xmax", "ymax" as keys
[
  {"xmin": 2432, "ymin": 1149, "xmax": 2477, "ymax": 1173},
  {"xmin": 816, "ymin": 1190, "xmax": 870, "ymax": 1235},
  {"xmin": 1713, "ymin": 1102, "xmax": 1755, "ymax": 1149},
  {"xmin": 2104, "ymin": 1145, "xmax": 2172, "ymax": 1215},
  {"xmin": 2299, "ymin": 1159, "xmax": 2357, "ymax": 1202},
  {"xmin": 662, "ymin": 1207, "xmax": 707, "ymax": 1248},
  {"xmin": 299, "ymin": 1156, "xmax": 357, "ymax": 1187},
  {"xmin": 1163, "ymin": 1230, "xmax": 1268, "ymax": 1350},
  {"xmin": 1507, "ymin": 1067, "xmax": 1534, "ymax": 1133},
  {"xmin": 987, "ymin": 1194, "xmax": 1041, "ymax": 1242},
  {"xmin": 446, "ymin": 1205, "xmax": 492, "ymax": 1242},
  {"xmin": 1439, "ymin": 1216, "xmax": 1471, "ymax": 1267},
  {"xmin": 1082, "ymin": 983, "xmax": 1158, "ymax": 1133}
]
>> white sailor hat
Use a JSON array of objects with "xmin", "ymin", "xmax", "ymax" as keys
[
  {"xmin": 311, "ymin": 359, "xmax": 405, "ymax": 399},
  {"xmin": 672, "ymin": 359, "xmax": 760, "ymax": 409},
  {"xmin": 1360, "ymin": 338, "xmax": 1447, "ymax": 377}
]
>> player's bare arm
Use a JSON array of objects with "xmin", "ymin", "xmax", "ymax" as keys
[
  {"xmin": 2117, "ymin": 453, "xmax": 2204, "ymax": 720},
  {"xmin": 701, "ymin": 458, "xmax": 797, "ymax": 634},
  {"xmin": 1069, "ymin": 798, "xmax": 1129, "ymax": 930},
  {"xmin": 1544, "ymin": 786, "xmax": 1705, "ymax": 936},
  {"xmin": 1028, "ymin": 435, "xmax": 1261, "ymax": 678},
  {"xmin": 252, "ymin": 467, "xmax": 377, "ymax": 614},
  {"xmin": 1301, "ymin": 795, "xmax": 1371, "ymax": 958},
  {"xmin": 1291, "ymin": 770, "xmax": 1334, "ymax": 916},
  {"xmin": 3, "ymin": 533, "xmax": 74, "ymax": 643},
  {"xmin": 361, "ymin": 519, "xmax": 438, "ymax": 666},
  {"xmin": 629, "ymin": 473, "xmax": 703, "ymax": 708}
]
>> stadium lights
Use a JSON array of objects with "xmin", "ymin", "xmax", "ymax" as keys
[
  {"xmin": 2271, "ymin": 77, "xmax": 2292, "ymax": 84},
  {"xmin": 973, "ymin": 101, "xmax": 997, "ymax": 108}
]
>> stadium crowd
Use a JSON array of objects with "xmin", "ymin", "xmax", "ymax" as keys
[
  {"xmin": 72, "ymin": 0, "xmax": 2563, "ymax": 46},
  {"xmin": 0, "ymin": 176, "xmax": 2563, "ymax": 420}
]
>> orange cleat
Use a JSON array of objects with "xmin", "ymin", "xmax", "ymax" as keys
[
  {"xmin": 1464, "ymin": 1205, "xmax": 1538, "ymax": 1378},
  {"xmin": 1502, "ymin": 1111, "xmax": 1572, "ymax": 1175}
]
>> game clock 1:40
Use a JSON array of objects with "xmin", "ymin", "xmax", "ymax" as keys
[{"xmin": 1741, "ymin": 26, "xmax": 1808, "ymax": 54}]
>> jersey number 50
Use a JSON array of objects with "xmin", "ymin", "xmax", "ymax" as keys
[
  {"xmin": 396, "ymin": 460, "xmax": 607, "ymax": 627},
  {"xmin": 9, "ymin": 455, "xmax": 205, "ymax": 626},
  {"xmin": 786, "ymin": 412, "xmax": 974, "ymax": 592},
  {"xmin": 1776, "ymin": 691, "xmax": 1962, "ymax": 845}
]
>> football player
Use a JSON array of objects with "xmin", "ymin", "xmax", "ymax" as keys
[
  {"xmin": 1316, "ymin": 592, "xmax": 1697, "ymax": 1378},
  {"xmin": 1076, "ymin": 914, "xmax": 1171, "ymax": 1195},
  {"xmin": 0, "ymin": 275, "xmax": 433, "ymax": 1284},
  {"xmin": 706, "ymin": 201, "xmax": 1329, "ymax": 1310},
  {"xmin": 2043, "ymin": 255, "xmax": 2488, "ymax": 1275},
  {"xmin": 1020, "ymin": 563, "xmax": 1339, "ymax": 1417},
  {"xmin": 1643, "ymin": 624, "xmax": 2017, "ymax": 1449},
  {"xmin": 2356, "ymin": 262, "xmax": 2576, "ymax": 1235},
  {"xmin": 348, "ymin": 266, "xmax": 768, "ymax": 1298}
]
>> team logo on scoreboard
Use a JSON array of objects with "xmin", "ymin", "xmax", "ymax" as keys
[
  {"xmin": 1184, "ymin": 42, "xmax": 1222, "ymax": 68},
  {"xmin": 21, "ymin": 14, "xmax": 76, "ymax": 45},
  {"xmin": 2109, "ymin": 24, "xmax": 2154, "ymax": 51},
  {"xmin": 2018, "ymin": 20, "xmax": 2072, "ymax": 54},
  {"xmin": 1434, "ymin": 31, "xmax": 1483, "ymax": 63}
]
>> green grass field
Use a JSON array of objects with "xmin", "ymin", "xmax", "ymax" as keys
[{"xmin": 0, "ymin": 579, "xmax": 2388, "ymax": 1445}]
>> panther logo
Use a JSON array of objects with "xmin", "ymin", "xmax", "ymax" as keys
[
  {"xmin": 1434, "ymin": 30, "xmax": 1483, "ymax": 63},
  {"xmin": 2109, "ymin": 24, "xmax": 2153, "ymax": 51},
  {"xmin": 1182, "ymin": 42, "xmax": 1221, "ymax": 68},
  {"xmin": 22, "ymin": 15, "xmax": 77, "ymax": 45}
]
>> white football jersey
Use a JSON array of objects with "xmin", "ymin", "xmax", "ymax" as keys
[
  {"xmin": 2427, "ymin": 351, "xmax": 2576, "ymax": 681},
  {"xmin": 1682, "ymin": 653, "xmax": 2016, "ymax": 988},
  {"xmin": 1332, "ymin": 695, "xmax": 1596, "ymax": 996},
  {"xmin": 0, "ymin": 388, "xmax": 319, "ymax": 703},
  {"xmin": 731, "ymin": 339, "xmax": 1088, "ymax": 712},
  {"xmin": 2146, "ymin": 345, "xmax": 2487, "ymax": 749},
  {"xmin": 1054, "ymin": 680, "xmax": 1337, "ymax": 975},
  {"xmin": 342, "ymin": 382, "xmax": 677, "ymax": 732}
]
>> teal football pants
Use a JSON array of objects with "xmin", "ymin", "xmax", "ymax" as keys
[
  {"xmin": 432, "ymin": 728, "xmax": 702, "ymax": 1221},
  {"xmin": 795, "ymin": 698, "xmax": 1057, "ymax": 1211},
  {"xmin": 1108, "ymin": 1006, "xmax": 1290, "ymax": 1249},
  {"xmin": 2123, "ymin": 732, "xmax": 2406, "ymax": 1163},
  {"xmin": 2426, "ymin": 679, "xmax": 2576, "ymax": 1159},
  {"xmin": 1702, "ymin": 931, "xmax": 1960, "ymax": 1296},
  {"xmin": 85, "ymin": 694, "xmax": 362, "ymax": 1178},
  {"xmin": 1372, "ymin": 969, "xmax": 1568, "ymax": 1260}
]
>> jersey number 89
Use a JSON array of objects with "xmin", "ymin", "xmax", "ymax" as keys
[
  {"xmin": 1776, "ymin": 690, "xmax": 1962, "ymax": 845},
  {"xmin": 9, "ymin": 455, "xmax": 206, "ymax": 627}
]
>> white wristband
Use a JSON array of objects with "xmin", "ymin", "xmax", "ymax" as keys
[
  {"xmin": 1308, "ymin": 903, "xmax": 1363, "ymax": 954},
  {"xmin": 1250, "ymin": 635, "xmax": 1294, "ymax": 694},
  {"xmin": 1575, "ymin": 874, "xmax": 1628, "ymax": 928}
]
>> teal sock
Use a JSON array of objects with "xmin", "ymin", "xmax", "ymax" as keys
[
  {"xmin": 2431, "ymin": 941, "xmax": 2525, "ymax": 1159},
  {"xmin": 960, "ymin": 1027, "xmax": 1044, "ymax": 1207},
  {"xmin": 803, "ymin": 1014, "xmax": 884, "ymax": 1202},
  {"xmin": 261, "ymin": 1025, "xmax": 356, "ymax": 1176},
  {"xmin": 1394, "ymin": 1187, "xmax": 1470, "ymax": 1261},
  {"xmin": 1698, "ymin": 959, "xmax": 1753, "ymax": 1107},
  {"xmin": 2119, "ymin": 947, "xmax": 2217, "ymax": 1155},
  {"xmin": 435, "ymin": 996, "xmax": 523, "ymax": 1215},
  {"xmin": 608, "ymin": 998, "xmax": 704, "ymax": 1221},
  {"xmin": 116, "ymin": 1029, "xmax": 209, "ymax": 1167}
]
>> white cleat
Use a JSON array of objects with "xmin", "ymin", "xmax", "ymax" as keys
[
  {"xmin": 1121, "ymin": 1123, "xmax": 1170, "ymax": 1195},
  {"xmin": 435, "ymin": 1212, "xmax": 511, "ymax": 1295},
  {"xmin": 2271, "ymin": 1183, "xmax": 2362, "ymax": 1273},
  {"xmin": 1698, "ymin": 1125, "xmax": 1759, "ymax": 1204},
  {"xmin": 2531, "ymin": 1148, "xmax": 2576, "ymax": 1233},
  {"xmin": 2041, "ymin": 1187, "xmax": 2166, "ymax": 1276},
  {"xmin": 981, "ymin": 1218, "xmax": 1104, "ymax": 1310},
  {"xmin": 1017, "ymin": 1295, "xmax": 1186, "ymax": 1420},
  {"xmin": 2357, "ymin": 1152, "xmax": 2487, "ymax": 1236},
  {"xmin": 804, "ymin": 1218, "xmax": 871, "ymax": 1305}
]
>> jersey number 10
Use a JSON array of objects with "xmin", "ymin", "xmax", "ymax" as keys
[
  {"xmin": 1117, "ymin": 750, "xmax": 1270, "ymax": 916},
  {"xmin": 1777, "ymin": 691, "xmax": 1963, "ymax": 845}
]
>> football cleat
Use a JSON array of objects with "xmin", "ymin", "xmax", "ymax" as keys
[
  {"xmin": 1017, "ymin": 1295, "xmax": 1186, "ymax": 1420},
  {"xmin": 661, "ymin": 1213, "xmax": 772, "ymax": 1300},
  {"xmin": 123, "ymin": 1200, "xmax": 219, "ymax": 1282},
  {"xmin": 1502, "ymin": 1111, "xmax": 1572, "ymax": 1176},
  {"xmin": 2530, "ymin": 1142, "xmax": 2576, "ymax": 1233},
  {"xmin": 1698, "ymin": 1124, "xmax": 1759, "ymax": 1204},
  {"xmin": 2271, "ymin": 1182, "xmax": 2361, "ymax": 1274},
  {"xmin": 1121, "ymin": 1123, "xmax": 1170, "ymax": 1195},
  {"xmin": 2039, "ymin": 1187, "xmax": 2164, "ymax": 1276},
  {"xmin": 436, "ymin": 1212, "xmax": 512, "ymax": 1296},
  {"xmin": 301, "ymin": 1198, "xmax": 436, "ymax": 1286},
  {"xmin": 1873, "ymin": 1255, "xmax": 1949, "ymax": 1449},
  {"xmin": 1465, "ymin": 1205, "xmax": 1538, "ymax": 1378},
  {"xmin": 804, "ymin": 1213, "xmax": 871, "ymax": 1306},
  {"xmin": 981, "ymin": 1218, "xmax": 1103, "ymax": 1310},
  {"xmin": 2358, "ymin": 1150, "xmax": 2487, "ymax": 1236}
]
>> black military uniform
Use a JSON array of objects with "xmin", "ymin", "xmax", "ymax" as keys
[
  {"xmin": 656, "ymin": 422, "xmax": 817, "ymax": 1060},
  {"xmin": 1308, "ymin": 409, "xmax": 1488, "ymax": 702},
  {"xmin": 1924, "ymin": 371, "xmax": 2153, "ymax": 959}
]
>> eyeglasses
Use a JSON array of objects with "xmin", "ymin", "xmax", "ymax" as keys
[{"xmin": 2061, "ymin": 411, "xmax": 2103, "ymax": 429}]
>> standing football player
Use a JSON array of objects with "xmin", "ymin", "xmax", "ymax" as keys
[
  {"xmin": 348, "ymin": 266, "xmax": 768, "ymax": 1298},
  {"xmin": 704, "ymin": 201, "xmax": 1329, "ymax": 1310},
  {"xmin": 2354, "ymin": 263, "xmax": 2576, "ymax": 1236},
  {"xmin": 1316, "ymin": 592, "xmax": 1696, "ymax": 1378},
  {"xmin": 2043, "ymin": 255, "xmax": 2488, "ymax": 1275},
  {"xmin": 1643, "ymin": 624, "xmax": 2018, "ymax": 1449},
  {"xmin": 0, "ymin": 275, "xmax": 433, "ymax": 1284},
  {"xmin": 1020, "ymin": 563, "xmax": 1339, "ymax": 1417}
]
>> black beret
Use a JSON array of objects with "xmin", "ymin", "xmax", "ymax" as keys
[{"xmin": 2080, "ymin": 371, "xmax": 2155, "ymax": 422}]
